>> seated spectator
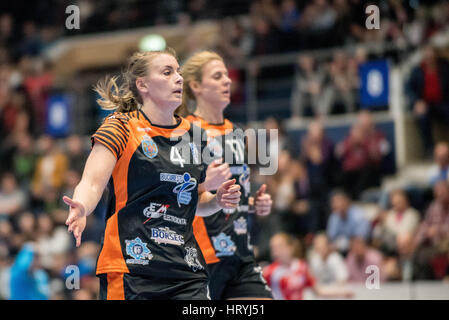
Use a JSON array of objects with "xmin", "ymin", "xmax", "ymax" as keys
[
  {"xmin": 335, "ymin": 110, "xmax": 390, "ymax": 199},
  {"xmin": 429, "ymin": 142, "xmax": 449, "ymax": 186},
  {"xmin": 373, "ymin": 189, "xmax": 420, "ymax": 256},
  {"xmin": 291, "ymin": 55, "xmax": 327, "ymax": 117},
  {"xmin": 66, "ymin": 135, "xmax": 87, "ymax": 174},
  {"xmin": 35, "ymin": 214, "xmax": 71, "ymax": 270},
  {"xmin": 0, "ymin": 173, "xmax": 27, "ymax": 217},
  {"xmin": 299, "ymin": 0, "xmax": 338, "ymax": 49},
  {"xmin": 407, "ymin": 45, "xmax": 449, "ymax": 155},
  {"xmin": 308, "ymin": 233, "xmax": 348, "ymax": 285},
  {"xmin": 263, "ymin": 232, "xmax": 352, "ymax": 300},
  {"xmin": 346, "ymin": 237, "xmax": 386, "ymax": 283},
  {"xmin": 326, "ymin": 190, "xmax": 371, "ymax": 254},
  {"xmin": 12, "ymin": 133, "xmax": 37, "ymax": 185},
  {"xmin": 31, "ymin": 135, "xmax": 68, "ymax": 200},
  {"xmin": 412, "ymin": 180, "xmax": 449, "ymax": 280}
]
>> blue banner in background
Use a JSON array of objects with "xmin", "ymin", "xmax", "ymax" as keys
[
  {"xmin": 359, "ymin": 60, "xmax": 389, "ymax": 108},
  {"xmin": 46, "ymin": 94, "xmax": 71, "ymax": 137}
]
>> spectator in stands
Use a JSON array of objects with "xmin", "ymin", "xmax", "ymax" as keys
[
  {"xmin": 263, "ymin": 232, "xmax": 352, "ymax": 300},
  {"xmin": 249, "ymin": 15, "xmax": 280, "ymax": 56},
  {"xmin": 0, "ymin": 173, "xmax": 27, "ymax": 217},
  {"xmin": 335, "ymin": 110, "xmax": 390, "ymax": 199},
  {"xmin": 12, "ymin": 133, "xmax": 37, "ymax": 185},
  {"xmin": 35, "ymin": 214, "xmax": 71, "ymax": 270},
  {"xmin": 321, "ymin": 50, "xmax": 357, "ymax": 115},
  {"xmin": 291, "ymin": 55, "xmax": 327, "ymax": 117},
  {"xmin": 345, "ymin": 236, "xmax": 386, "ymax": 283},
  {"xmin": 407, "ymin": 45, "xmax": 449, "ymax": 155},
  {"xmin": 300, "ymin": 120, "xmax": 336, "ymax": 188},
  {"xmin": 412, "ymin": 180, "xmax": 449, "ymax": 280},
  {"xmin": 326, "ymin": 190, "xmax": 371, "ymax": 254},
  {"xmin": 299, "ymin": 0, "xmax": 338, "ymax": 49},
  {"xmin": 308, "ymin": 233, "xmax": 348, "ymax": 284},
  {"xmin": 373, "ymin": 189, "xmax": 420, "ymax": 256},
  {"xmin": 9, "ymin": 242, "xmax": 49, "ymax": 300},
  {"xmin": 66, "ymin": 135, "xmax": 87, "ymax": 174},
  {"xmin": 31, "ymin": 135, "xmax": 68, "ymax": 201},
  {"xmin": 284, "ymin": 159, "xmax": 329, "ymax": 235},
  {"xmin": 429, "ymin": 142, "xmax": 449, "ymax": 186}
]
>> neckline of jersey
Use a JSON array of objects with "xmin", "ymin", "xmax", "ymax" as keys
[
  {"xmin": 192, "ymin": 113, "xmax": 226, "ymax": 126},
  {"xmin": 138, "ymin": 108, "xmax": 183, "ymax": 129}
]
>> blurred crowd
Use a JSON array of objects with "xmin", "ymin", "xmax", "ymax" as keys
[
  {"xmin": 251, "ymin": 112, "xmax": 449, "ymax": 299},
  {"xmin": 1, "ymin": 0, "xmax": 449, "ymax": 300}
]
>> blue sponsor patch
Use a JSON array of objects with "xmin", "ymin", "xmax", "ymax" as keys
[
  {"xmin": 212, "ymin": 232, "xmax": 236, "ymax": 257},
  {"xmin": 141, "ymin": 135, "xmax": 158, "ymax": 159},
  {"xmin": 233, "ymin": 217, "xmax": 247, "ymax": 235},
  {"xmin": 125, "ymin": 237, "xmax": 152, "ymax": 265}
]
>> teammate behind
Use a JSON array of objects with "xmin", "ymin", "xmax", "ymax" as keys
[
  {"xmin": 62, "ymin": 48, "xmax": 241, "ymax": 300},
  {"xmin": 177, "ymin": 51, "xmax": 273, "ymax": 300}
]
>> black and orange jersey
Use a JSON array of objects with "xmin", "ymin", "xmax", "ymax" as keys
[
  {"xmin": 91, "ymin": 109, "xmax": 209, "ymax": 280},
  {"xmin": 187, "ymin": 114, "xmax": 254, "ymax": 265}
]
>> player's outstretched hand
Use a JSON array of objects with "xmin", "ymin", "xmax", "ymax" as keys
[
  {"xmin": 204, "ymin": 158, "xmax": 232, "ymax": 191},
  {"xmin": 216, "ymin": 179, "xmax": 241, "ymax": 209},
  {"xmin": 63, "ymin": 196, "xmax": 87, "ymax": 247},
  {"xmin": 254, "ymin": 184, "xmax": 272, "ymax": 216}
]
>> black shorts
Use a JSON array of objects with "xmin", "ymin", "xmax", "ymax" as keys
[
  {"xmin": 207, "ymin": 257, "xmax": 273, "ymax": 300},
  {"xmin": 98, "ymin": 273, "xmax": 210, "ymax": 300}
]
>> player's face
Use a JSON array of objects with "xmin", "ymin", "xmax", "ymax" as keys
[
  {"xmin": 142, "ymin": 54, "xmax": 183, "ymax": 110},
  {"xmin": 270, "ymin": 236, "xmax": 293, "ymax": 264},
  {"xmin": 198, "ymin": 59, "xmax": 232, "ymax": 110}
]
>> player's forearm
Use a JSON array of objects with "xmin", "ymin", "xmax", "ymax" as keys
[
  {"xmin": 72, "ymin": 179, "xmax": 105, "ymax": 216},
  {"xmin": 196, "ymin": 191, "xmax": 221, "ymax": 217}
]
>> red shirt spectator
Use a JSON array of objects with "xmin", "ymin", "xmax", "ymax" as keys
[{"xmin": 264, "ymin": 258, "xmax": 315, "ymax": 300}]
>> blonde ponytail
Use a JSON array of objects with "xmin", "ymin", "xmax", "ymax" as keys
[{"xmin": 94, "ymin": 47, "xmax": 177, "ymax": 113}]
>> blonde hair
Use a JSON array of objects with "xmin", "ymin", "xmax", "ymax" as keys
[
  {"xmin": 175, "ymin": 51, "xmax": 223, "ymax": 117},
  {"xmin": 94, "ymin": 48, "xmax": 177, "ymax": 113}
]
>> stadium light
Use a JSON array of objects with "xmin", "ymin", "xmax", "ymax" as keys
[{"xmin": 139, "ymin": 34, "xmax": 166, "ymax": 52}]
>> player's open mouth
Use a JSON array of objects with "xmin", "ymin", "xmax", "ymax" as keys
[{"xmin": 173, "ymin": 89, "xmax": 182, "ymax": 94}]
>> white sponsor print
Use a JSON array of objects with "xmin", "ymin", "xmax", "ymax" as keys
[
  {"xmin": 184, "ymin": 247, "xmax": 204, "ymax": 272},
  {"xmin": 143, "ymin": 203, "xmax": 186, "ymax": 225},
  {"xmin": 151, "ymin": 227, "xmax": 185, "ymax": 246}
]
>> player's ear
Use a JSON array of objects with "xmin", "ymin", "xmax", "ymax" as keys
[
  {"xmin": 136, "ymin": 77, "xmax": 149, "ymax": 94},
  {"xmin": 189, "ymin": 80, "xmax": 201, "ymax": 96}
]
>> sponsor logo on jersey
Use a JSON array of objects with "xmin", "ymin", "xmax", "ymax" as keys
[
  {"xmin": 125, "ymin": 237, "xmax": 153, "ymax": 265},
  {"xmin": 141, "ymin": 135, "xmax": 158, "ymax": 159},
  {"xmin": 212, "ymin": 232, "xmax": 236, "ymax": 257},
  {"xmin": 160, "ymin": 172, "xmax": 197, "ymax": 207},
  {"xmin": 184, "ymin": 247, "xmax": 204, "ymax": 272},
  {"xmin": 151, "ymin": 227, "xmax": 184, "ymax": 245},
  {"xmin": 238, "ymin": 164, "xmax": 250, "ymax": 197},
  {"xmin": 142, "ymin": 203, "xmax": 187, "ymax": 225},
  {"xmin": 233, "ymin": 217, "xmax": 248, "ymax": 235}
]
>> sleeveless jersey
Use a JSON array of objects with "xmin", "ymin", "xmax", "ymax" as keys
[
  {"xmin": 187, "ymin": 114, "xmax": 254, "ymax": 264},
  {"xmin": 92, "ymin": 110, "xmax": 208, "ymax": 280}
]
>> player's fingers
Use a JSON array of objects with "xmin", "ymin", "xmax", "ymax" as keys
[
  {"xmin": 256, "ymin": 184, "xmax": 267, "ymax": 197},
  {"xmin": 63, "ymin": 196, "xmax": 78, "ymax": 208},
  {"xmin": 210, "ymin": 158, "xmax": 223, "ymax": 167},
  {"xmin": 222, "ymin": 193, "xmax": 241, "ymax": 201},
  {"xmin": 65, "ymin": 211, "xmax": 79, "ymax": 226},
  {"xmin": 227, "ymin": 184, "xmax": 241, "ymax": 193},
  {"xmin": 220, "ymin": 179, "xmax": 236, "ymax": 190}
]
